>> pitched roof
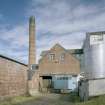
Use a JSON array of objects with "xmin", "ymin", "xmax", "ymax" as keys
[
  {"xmin": 0, "ymin": 54, "xmax": 27, "ymax": 66},
  {"xmin": 39, "ymin": 43, "xmax": 83, "ymax": 63},
  {"xmin": 40, "ymin": 43, "xmax": 64, "ymax": 56},
  {"xmin": 40, "ymin": 44, "xmax": 83, "ymax": 57}
]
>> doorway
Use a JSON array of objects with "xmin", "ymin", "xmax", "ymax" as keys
[{"xmin": 41, "ymin": 76, "xmax": 53, "ymax": 92}]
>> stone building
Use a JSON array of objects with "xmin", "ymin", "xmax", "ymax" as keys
[
  {"xmin": 0, "ymin": 16, "xmax": 36, "ymax": 98},
  {"xmin": 37, "ymin": 44, "xmax": 82, "ymax": 92},
  {"xmin": 0, "ymin": 55, "xmax": 28, "ymax": 98},
  {"xmin": 39, "ymin": 43, "xmax": 80, "ymax": 75}
]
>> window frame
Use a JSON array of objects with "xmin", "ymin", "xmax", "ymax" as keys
[
  {"xmin": 49, "ymin": 53, "xmax": 55, "ymax": 61},
  {"xmin": 60, "ymin": 53, "xmax": 65, "ymax": 62}
]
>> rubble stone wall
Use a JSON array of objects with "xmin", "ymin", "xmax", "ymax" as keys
[{"xmin": 0, "ymin": 56, "xmax": 28, "ymax": 98}]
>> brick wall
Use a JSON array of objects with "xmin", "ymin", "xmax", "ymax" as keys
[
  {"xmin": 0, "ymin": 56, "xmax": 28, "ymax": 98},
  {"xmin": 39, "ymin": 44, "xmax": 80, "ymax": 75},
  {"xmin": 28, "ymin": 71, "xmax": 39, "ymax": 95}
]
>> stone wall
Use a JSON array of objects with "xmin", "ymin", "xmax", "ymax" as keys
[
  {"xmin": 0, "ymin": 56, "xmax": 28, "ymax": 98},
  {"xmin": 28, "ymin": 71, "xmax": 39, "ymax": 95},
  {"xmin": 39, "ymin": 44, "xmax": 80, "ymax": 76}
]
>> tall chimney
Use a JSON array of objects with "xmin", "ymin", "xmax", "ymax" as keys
[{"xmin": 29, "ymin": 16, "xmax": 36, "ymax": 69}]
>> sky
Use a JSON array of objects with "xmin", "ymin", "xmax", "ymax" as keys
[{"xmin": 0, "ymin": 0, "xmax": 105, "ymax": 64}]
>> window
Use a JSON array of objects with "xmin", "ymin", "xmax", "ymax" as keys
[
  {"xmin": 31, "ymin": 64, "xmax": 36, "ymax": 70},
  {"xmin": 49, "ymin": 53, "xmax": 55, "ymax": 60},
  {"xmin": 60, "ymin": 53, "xmax": 65, "ymax": 61},
  {"xmin": 57, "ymin": 76, "xmax": 72, "ymax": 80}
]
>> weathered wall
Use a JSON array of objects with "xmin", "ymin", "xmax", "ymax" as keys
[
  {"xmin": 78, "ymin": 80, "xmax": 89, "ymax": 101},
  {"xmin": 39, "ymin": 44, "xmax": 80, "ymax": 76},
  {"xmin": 0, "ymin": 56, "xmax": 28, "ymax": 98},
  {"xmin": 89, "ymin": 79, "xmax": 105, "ymax": 96},
  {"xmin": 28, "ymin": 71, "xmax": 39, "ymax": 95},
  {"xmin": 29, "ymin": 16, "xmax": 36, "ymax": 65},
  {"xmin": 79, "ymin": 78, "xmax": 105, "ymax": 101}
]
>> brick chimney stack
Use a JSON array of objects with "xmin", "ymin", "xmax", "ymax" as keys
[{"xmin": 29, "ymin": 16, "xmax": 36, "ymax": 69}]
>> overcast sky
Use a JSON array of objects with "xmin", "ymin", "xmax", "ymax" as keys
[{"xmin": 0, "ymin": 0, "xmax": 105, "ymax": 64}]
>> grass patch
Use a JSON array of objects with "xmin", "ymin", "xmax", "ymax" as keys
[
  {"xmin": 75, "ymin": 95, "xmax": 105, "ymax": 105},
  {"xmin": 0, "ymin": 95, "xmax": 40, "ymax": 105},
  {"xmin": 60, "ymin": 93, "xmax": 105, "ymax": 105},
  {"xmin": 1, "ymin": 93, "xmax": 105, "ymax": 105},
  {"xmin": 59, "ymin": 92, "xmax": 80, "ymax": 103}
]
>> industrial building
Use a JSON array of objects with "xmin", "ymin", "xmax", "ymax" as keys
[
  {"xmin": 0, "ymin": 15, "xmax": 85, "ymax": 98},
  {"xmin": 1, "ymin": 15, "xmax": 105, "ymax": 100},
  {"xmin": 0, "ymin": 55, "xmax": 28, "ymax": 98},
  {"xmin": 0, "ymin": 16, "xmax": 37, "ymax": 98},
  {"xmin": 27, "ymin": 16, "xmax": 83, "ymax": 94},
  {"xmin": 38, "ymin": 44, "xmax": 83, "ymax": 92},
  {"xmin": 29, "ymin": 44, "xmax": 83, "ymax": 94},
  {"xmin": 79, "ymin": 31, "xmax": 105, "ymax": 101}
]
